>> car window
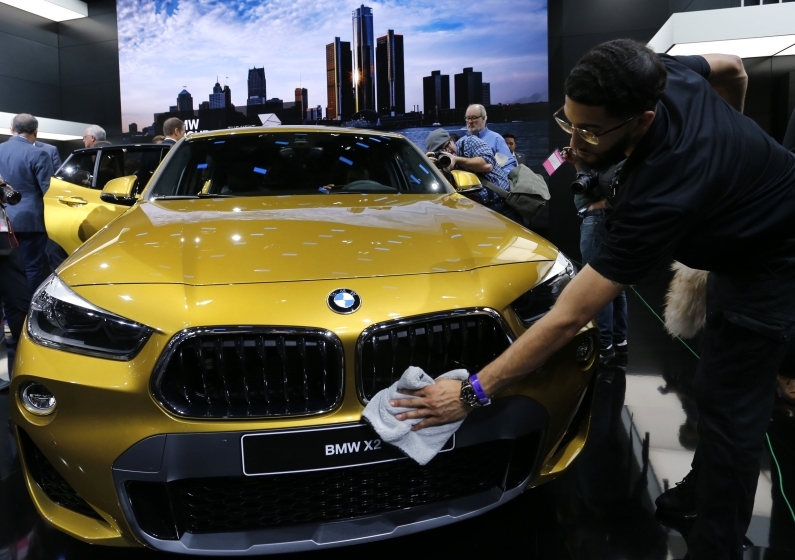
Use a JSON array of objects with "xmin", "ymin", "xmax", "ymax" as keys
[
  {"xmin": 55, "ymin": 153, "xmax": 97, "ymax": 188},
  {"xmin": 89, "ymin": 148, "xmax": 168, "ymax": 193},
  {"xmin": 148, "ymin": 132, "xmax": 449, "ymax": 198},
  {"xmin": 115, "ymin": 149, "xmax": 167, "ymax": 195}
]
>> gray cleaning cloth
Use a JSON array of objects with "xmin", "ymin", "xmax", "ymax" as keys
[{"xmin": 362, "ymin": 366, "xmax": 469, "ymax": 466}]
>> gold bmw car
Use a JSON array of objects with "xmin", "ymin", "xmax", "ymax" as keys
[{"xmin": 11, "ymin": 127, "xmax": 597, "ymax": 554}]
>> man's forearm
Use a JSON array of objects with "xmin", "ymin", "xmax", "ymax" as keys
[
  {"xmin": 478, "ymin": 265, "xmax": 626, "ymax": 397},
  {"xmin": 389, "ymin": 264, "xmax": 626, "ymax": 429},
  {"xmin": 455, "ymin": 156, "xmax": 492, "ymax": 174}
]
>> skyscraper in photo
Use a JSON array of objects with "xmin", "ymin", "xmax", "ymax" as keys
[
  {"xmin": 209, "ymin": 80, "xmax": 225, "ymax": 109},
  {"xmin": 423, "ymin": 70, "xmax": 450, "ymax": 121},
  {"xmin": 177, "ymin": 88, "xmax": 193, "ymax": 112},
  {"xmin": 482, "ymin": 83, "xmax": 491, "ymax": 107},
  {"xmin": 454, "ymin": 67, "xmax": 483, "ymax": 109},
  {"xmin": 247, "ymin": 67, "xmax": 267, "ymax": 105},
  {"xmin": 295, "ymin": 87, "xmax": 308, "ymax": 121},
  {"xmin": 376, "ymin": 30, "xmax": 405, "ymax": 115},
  {"xmin": 223, "ymin": 85, "xmax": 232, "ymax": 108},
  {"xmin": 326, "ymin": 37, "xmax": 354, "ymax": 120},
  {"xmin": 352, "ymin": 4, "xmax": 375, "ymax": 112}
]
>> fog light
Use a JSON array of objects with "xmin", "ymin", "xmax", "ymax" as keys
[
  {"xmin": 575, "ymin": 337, "xmax": 595, "ymax": 364},
  {"xmin": 20, "ymin": 383, "xmax": 57, "ymax": 415}
]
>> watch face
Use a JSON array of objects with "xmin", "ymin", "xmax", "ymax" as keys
[{"xmin": 459, "ymin": 381, "xmax": 481, "ymax": 408}]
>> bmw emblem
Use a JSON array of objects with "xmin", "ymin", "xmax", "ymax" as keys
[{"xmin": 327, "ymin": 289, "xmax": 362, "ymax": 314}]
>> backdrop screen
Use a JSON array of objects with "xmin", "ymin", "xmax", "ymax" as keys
[{"xmin": 117, "ymin": 0, "xmax": 548, "ymax": 168}]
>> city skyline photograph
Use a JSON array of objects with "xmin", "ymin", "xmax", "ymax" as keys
[{"xmin": 117, "ymin": 0, "xmax": 548, "ymax": 129}]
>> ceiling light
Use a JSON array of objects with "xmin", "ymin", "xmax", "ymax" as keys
[
  {"xmin": 0, "ymin": 128, "xmax": 83, "ymax": 141},
  {"xmin": 649, "ymin": 4, "xmax": 795, "ymax": 58},
  {"xmin": 0, "ymin": 112, "xmax": 91, "ymax": 142},
  {"xmin": 0, "ymin": 0, "xmax": 87, "ymax": 22},
  {"xmin": 667, "ymin": 35, "xmax": 795, "ymax": 58}
]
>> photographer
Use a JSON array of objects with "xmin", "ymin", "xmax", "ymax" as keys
[
  {"xmin": 425, "ymin": 128, "xmax": 522, "ymax": 223},
  {"xmin": 0, "ymin": 114, "xmax": 54, "ymax": 294},
  {"xmin": 568, "ymin": 153, "xmax": 628, "ymax": 364},
  {"xmin": 395, "ymin": 40, "xmax": 795, "ymax": 559},
  {"xmin": 0, "ymin": 179, "xmax": 31, "ymax": 386}
]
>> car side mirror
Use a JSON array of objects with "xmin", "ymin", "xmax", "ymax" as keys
[
  {"xmin": 100, "ymin": 176, "xmax": 138, "ymax": 206},
  {"xmin": 450, "ymin": 170, "xmax": 482, "ymax": 192}
]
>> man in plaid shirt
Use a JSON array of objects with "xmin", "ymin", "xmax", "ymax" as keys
[{"xmin": 425, "ymin": 128, "xmax": 521, "ymax": 223}]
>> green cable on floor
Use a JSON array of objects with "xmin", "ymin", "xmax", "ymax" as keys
[{"xmin": 627, "ymin": 285, "xmax": 795, "ymax": 525}]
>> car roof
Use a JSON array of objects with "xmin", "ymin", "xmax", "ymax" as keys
[
  {"xmin": 71, "ymin": 144, "xmax": 168, "ymax": 155},
  {"xmin": 185, "ymin": 125, "xmax": 406, "ymax": 142}
]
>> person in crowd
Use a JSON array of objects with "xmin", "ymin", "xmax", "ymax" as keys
[
  {"xmin": 34, "ymin": 140, "xmax": 61, "ymax": 171},
  {"xmin": 161, "ymin": 118, "xmax": 185, "ymax": 145},
  {"xmin": 570, "ymin": 156, "xmax": 628, "ymax": 364},
  {"xmin": 502, "ymin": 133, "xmax": 527, "ymax": 167},
  {"xmin": 464, "ymin": 104, "xmax": 516, "ymax": 172},
  {"xmin": 425, "ymin": 128, "xmax": 521, "ymax": 223},
  {"xmin": 151, "ymin": 135, "xmax": 165, "ymax": 144},
  {"xmin": 397, "ymin": 39, "xmax": 795, "ymax": 560},
  {"xmin": 82, "ymin": 125, "xmax": 111, "ymax": 148},
  {"xmin": 0, "ymin": 114, "xmax": 53, "ymax": 293},
  {"xmin": 0, "ymin": 206, "xmax": 32, "ymax": 385}
]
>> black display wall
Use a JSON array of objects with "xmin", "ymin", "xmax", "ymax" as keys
[
  {"xmin": 545, "ymin": 0, "xmax": 795, "ymax": 261},
  {"xmin": 0, "ymin": 0, "xmax": 120, "ymax": 153}
]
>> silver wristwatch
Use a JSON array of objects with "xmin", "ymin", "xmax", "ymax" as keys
[{"xmin": 460, "ymin": 379, "xmax": 485, "ymax": 408}]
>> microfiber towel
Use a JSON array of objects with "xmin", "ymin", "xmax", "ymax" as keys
[{"xmin": 362, "ymin": 366, "xmax": 469, "ymax": 466}]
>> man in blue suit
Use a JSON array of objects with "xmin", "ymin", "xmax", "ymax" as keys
[
  {"xmin": 0, "ymin": 114, "xmax": 53, "ymax": 293},
  {"xmin": 34, "ymin": 140, "xmax": 62, "ymax": 172}
]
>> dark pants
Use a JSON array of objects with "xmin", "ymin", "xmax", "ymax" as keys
[
  {"xmin": 0, "ymin": 250, "xmax": 32, "ymax": 377},
  {"xmin": 580, "ymin": 212, "xmax": 628, "ymax": 350},
  {"xmin": 15, "ymin": 231, "xmax": 50, "ymax": 295},
  {"xmin": 688, "ymin": 272, "xmax": 795, "ymax": 559}
]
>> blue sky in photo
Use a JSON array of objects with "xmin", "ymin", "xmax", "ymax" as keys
[{"xmin": 117, "ymin": 0, "xmax": 548, "ymax": 129}]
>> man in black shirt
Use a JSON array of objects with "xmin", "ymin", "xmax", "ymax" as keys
[{"xmin": 391, "ymin": 39, "xmax": 795, "ymax": 559}]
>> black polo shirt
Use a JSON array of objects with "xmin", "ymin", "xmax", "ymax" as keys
[{"xmin": 590, "ymin": 55, "xmax": 795, "ymax": 286}]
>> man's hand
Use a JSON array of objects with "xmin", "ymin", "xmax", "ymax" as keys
[
  {"xmin": 426, "ymin": 151, "xmax": 457, "ymax": 173},
  {"xmin": 389, "ymin": 378, "xmax": 470, "ymax": 430}
]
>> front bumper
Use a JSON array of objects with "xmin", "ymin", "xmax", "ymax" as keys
[
  {"xmin": 15, "ymin": 389, "xmax": 592, "ymax": 555},
  {"xmin": 113, "ymin": 396, "xmax": 549, "ymax": 555}
]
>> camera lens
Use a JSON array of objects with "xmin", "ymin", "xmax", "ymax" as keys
[
  {"xmin": 437, "ymin": 154, "xmax": 452, "ymax": 169},
  {"xmin": 0, "ymin": 184, "xmax": 21, "ymax": 205},
  {"xmin": 570, "ymin": 171, "xmax": 595, "ymax": 195}
]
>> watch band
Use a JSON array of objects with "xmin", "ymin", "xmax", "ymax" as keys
[{"xmin": 469, "ymin": 374, "xmax": 491, "ymax": 405}]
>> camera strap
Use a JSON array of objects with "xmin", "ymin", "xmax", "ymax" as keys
[{"xmin": 0, "ymin": 203, "xmax": 19, "ymax": 254}]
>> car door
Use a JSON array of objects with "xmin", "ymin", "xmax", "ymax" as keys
[{"xmin": 45, "ymin": 148, "xmax": 166, "ymax": 254}]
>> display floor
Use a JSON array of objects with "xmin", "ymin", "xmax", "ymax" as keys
[{"xmin": 2, "ymin": 273, "xmax": 795, "ymax": 559}]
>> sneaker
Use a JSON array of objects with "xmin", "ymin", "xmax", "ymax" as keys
[
  {"xmin": 615, "ymin": 340, "xmax": 628, "ymax": 355},
  {"xmin": 599, "ymin": 346, "xmax": 615, "ymax": 365},
  {"xmin": 655, "ymin": 470, "xmax": 697, "ymax": 519}
]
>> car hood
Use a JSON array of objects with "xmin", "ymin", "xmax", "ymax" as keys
[{"xmin": 59, "ymin": 194, "xmax": 558, "ymax": 286}]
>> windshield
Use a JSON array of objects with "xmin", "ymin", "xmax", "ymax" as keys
[{"xmin": 147, "ymin": 131, "xmax": 450, "ymax": 199}]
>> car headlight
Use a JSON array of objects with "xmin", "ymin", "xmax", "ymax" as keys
[
  {"xmin": 511, "ymin": 252, "xmax": 576, "ymax": 326},
  {"xmin": 27, "ymin": 275, "xmax": 153, "ymax": 361}
]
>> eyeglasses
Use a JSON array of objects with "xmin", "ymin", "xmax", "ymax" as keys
[
  {"xmin": 464, "ymin": 115, "xmax": 483, "ymax": 122},
  {"xmin": 553, "ymin": 106, "xmax": 640, "ymax": 145}
]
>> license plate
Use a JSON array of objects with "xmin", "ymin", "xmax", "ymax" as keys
[{"xmin": 242, "ymin": 423, "xmax": 454, "ymax": 476}]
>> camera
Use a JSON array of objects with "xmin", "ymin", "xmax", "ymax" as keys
[
  {"xmin": 570, "ymin": 170, "xmax": 599, "ymax": 195},
  {"xmin": 570, "ymin": 160, "xmax": 626, "ymax": 198},
  {"xmin": 432, "ymin": 151, "xmax": 453, "ymax": 170},
  {"xmin": 0, "ymin": 181, "xmax": 21, "ymax": 205}
]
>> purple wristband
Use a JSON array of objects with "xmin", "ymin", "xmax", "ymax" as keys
[{"xmin": 469, "ymin": 374, "xmax": 490, "ymax": 404}]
